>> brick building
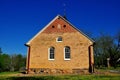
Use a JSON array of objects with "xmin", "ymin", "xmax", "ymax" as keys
[{"xmin": 25, "ymin": 15, "xmax": 94, "ymax": 74}]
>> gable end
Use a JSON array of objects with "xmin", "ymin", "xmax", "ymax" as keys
[{"xmin": 26, "ymin": 15, "xmax": 94, "ymax": 45}]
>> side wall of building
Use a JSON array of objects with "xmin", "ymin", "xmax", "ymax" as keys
[{"xmin": 28, "ymin": 32, "xmax": 93, "ymax": 74}]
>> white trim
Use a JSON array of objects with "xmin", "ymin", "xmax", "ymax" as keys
[
  {"xmin": 64, "ymin": 47, "xmax": 71, "ymax": 60},
  {"xmin": 64, "ymin": 58, "xmax": 71, "ymax": 60},
  {"xmin": 56, "ymin": 36, "xmax": 63, "ymax": 42},
  {"xmin": 58, "ymin": 15, "xmax": 95, "ymax": 43},
  {"xmin": 48, "ymin": 47, "xmax": 55, "ymax": 60},
  {"xmin": 26, "ymin": 14, "xmax": 94, "ymax": 45},
  {"xmin": 26, "ymin": 15, "xmax": 60, "ymax": 45}
]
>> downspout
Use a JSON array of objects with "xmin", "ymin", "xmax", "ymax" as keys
[
  {"xmin": 25, "ymin": 44, "xmax": 31, "ymax": 74},
  {"xmin": 89, "ymin": 43, "xmax": 95, "ymax": 73}
]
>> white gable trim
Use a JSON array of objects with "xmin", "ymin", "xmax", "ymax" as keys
[
  {"xmin": 26, "ymin": 15, "xmax": 94, "ymax": 45},
  {"xmin": 58, "ymin": 15, "xmax": 95, "ymax": 43},
  {"xmin": 26, "ymin": 15, "xmax": 59, "ymax": 45}
]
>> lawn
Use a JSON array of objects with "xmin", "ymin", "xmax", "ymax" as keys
[
  {"xmin": 0, "ymin": 72, "xmax": 19, "ymax": 75},
  {"xmin": 0, "ymin": 75, "xmax": 120, "ymax": 80},
  {"xmin": 0, "ymin": 71, "xmax": 120, "ymax": 80}
]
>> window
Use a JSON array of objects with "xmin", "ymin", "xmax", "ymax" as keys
[
  {"xmin": 48, "ymin": 47, "xmax": 55, "ymax": 60},
  {"xmin": 56, "ymin": 36, "xmax": 62, "ymax": 42},
  {"xmin": 64, "ymin": 46, "xmax": 70, "ymax": 60}
]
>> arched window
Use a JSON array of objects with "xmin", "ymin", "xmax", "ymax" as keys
[
  {"xmin": 56, "ymin": 36, "xmax": 62, "ymax": 42},
  {"xmin": 48, "ymin": 47, "xmax": 55, "ymax": 60},
  {"xmin": 64, "ymin": 46, "xmax": 70, "ymax": 60}
]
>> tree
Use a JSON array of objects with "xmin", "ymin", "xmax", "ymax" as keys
[
  {"xmin": 0, "ymin": 48, "xmax": 2, "ymax": 54},
  {"xmin": 0, "ymin": 54, "xmax": 11, "ymax": 72},
  {"xmin": 109, "ymin": 31, "xmax": 120, "ymax": 68},
  {"xmin": 94, "ymin": 34, "xmax": 114, "ymax": 67},
  {"xmin": 94, "ymin": 32, "xmax": 120, "ymax": 68},
  {"xmin": 10, "ymin": 54, "xmax": 26, "ymax": 71},
  {"xmin": 0, "ymin": 48, "xmax": 26, "ymax": 72}
]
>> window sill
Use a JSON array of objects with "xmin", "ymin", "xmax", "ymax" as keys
[
  {"xmin": 48, "ymin": 59, "xmax": 55, "ymax": 60},
  {"xmin": 64, "ymin": 59, "xmax": 71, "ymax": 60},
  {"xmin": 56, "ymin": 41, "xmax": 63, "ymax": 42}
]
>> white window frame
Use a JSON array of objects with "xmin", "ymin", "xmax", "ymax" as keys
[
  {"xmin": 48, "ymin": 47, "xmax": 55, "ymax": 60},
  {"xmin": 64, "ymin": 46, "xmax": 71, "ymax": 60},
  {"xmin": 56, "ymin": 36, "xmax": 62, "ymax": 42}
]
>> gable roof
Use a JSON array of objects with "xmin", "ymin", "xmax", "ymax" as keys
[{"xmin": 26, "ymin": 15, "xmax": 94, "ymax": 45}]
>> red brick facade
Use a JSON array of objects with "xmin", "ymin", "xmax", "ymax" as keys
[{"xmin": 42, "ymin": 17, "xmax": 77, "ymax": 33}]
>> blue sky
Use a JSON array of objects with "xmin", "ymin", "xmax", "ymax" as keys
[{"xmin": 0, "ymin": 0, "xmax": 120, "ymax": 55}]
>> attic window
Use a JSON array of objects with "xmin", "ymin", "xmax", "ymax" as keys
[
  {"xmin": 52, "ymin": 26, "xmax": 55, "ymax": 28},
  {"xmin": 56, "ymin": 36, "xmax": 62, "ymax": 42},
  {"xmin": 63, "ymin": 25, "xmax": 66, "ymax": 28}
]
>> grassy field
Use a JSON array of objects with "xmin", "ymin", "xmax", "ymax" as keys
[
  {"xmin": 0, "ymin": 70, "xmax": 120, "ymax": 80},
  {"xmin": 0, "ymin": 75, "xmax": 120, "ymax": 80}
]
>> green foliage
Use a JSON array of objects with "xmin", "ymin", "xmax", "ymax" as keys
[
  {"xmin": 0, "ymin": 48, "xmax": 26, "ymax": 72},
  {"xmin": 0, "ymin": 48, "xmax": 2, "ymax": 54},
  {"xmin": 94, "ymin": 33, "xmax": 120, "ymax": 68},
  {"xmin": 0, "ymin": 54, "xmax": 11, "ymax": 72},
  {"xmin": 10, "ymin": 54, "xmax": 26, "ymax": 71}
]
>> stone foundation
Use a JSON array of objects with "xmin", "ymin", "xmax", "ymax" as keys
[{"xmin": 28, "ymin": 68, "xmax": 89, "ymax": 74}]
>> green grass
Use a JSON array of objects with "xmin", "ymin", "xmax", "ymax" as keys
[
  {"xmin": 96, "ymin": 67, "xmax": 120, "ymax": 71},
  {"xmin": 0, "ymin": 74, "xmax": 120, "ymax": 80},
  {"xmin": 0, "ymin": 72, "xmax": 19, "ymax": 75},
  {"xmin": 0, "ymin": 70, "xmax": 120, "ymax": 80}
]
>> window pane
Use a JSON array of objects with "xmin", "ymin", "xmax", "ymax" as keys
[
  {"xmin": 50, "ymin": 49, "xmax": 54, "ymax": 53},
  {"xmin": 65, "ymin": 53, "xmax": 70, "ymax": 58},
  {"xmin": 65, "ymin": 48, "xmax": 70, "ymax": 52},
  {"xmin": 65, "ymin": 47, "xmax": 70, "ymax": 59},
  {"xmin": 50, "ymin": 54, "xmax": 54, "ymax": 59},
  {"xmin": 49, "ymin": 47, "xmax": 55, "ymax": 59},
  {"xmin": 57, "ymin": 37, "xmax": 62, "ymax": 41}
]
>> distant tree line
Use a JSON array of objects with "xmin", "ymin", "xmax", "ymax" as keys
[
  {"xmin": 94, "ymin": 32, "xmax": 120, "ymax": 68},
  {"xmin": 0, "ymin": 48, "xmax": 26, "ymax": 72}
]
